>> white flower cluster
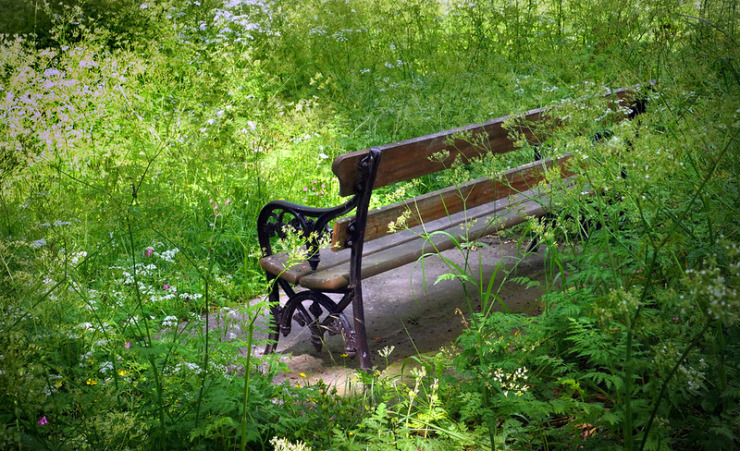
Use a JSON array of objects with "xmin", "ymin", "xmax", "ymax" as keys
[
  {"xmin": 99, "ymin": 361, "xmax": 114, "ymax": 374},
  {"xmin": 171, "ymin": 361, "xmax": 202, "ymax": 375},
  {"xmin": 491, "ymin": 366, "xmax": 529, "ymax": 397},
  {"xmin": 155, "ymin": 248, "xmax": 180, "ymax": 263},
  {"xmin": 30, "ymin": 238, "xmax": 47, "ymax": 248},
  {"xmin": 656, "ymin": 345, "xmax": 707, "ymax": 392},
  {"xmin": 270, "ymin": 437, "xmax": 309, "ymax": 451},
  {"xmin": 682, "ymin": 240, "xmax": 739, "ymax": 324},
  {"xmin": 213, "ymin": 0, "xmax": 273, "ymax": 41},
  {"xmin": 162, "ymin": 315, "xmax": 180, "ymax": 328},
  {"xmin": 116, "ymin": 263, "xmax": 158, "ymax": 284}
]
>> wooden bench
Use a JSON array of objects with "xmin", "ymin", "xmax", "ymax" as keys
[{"xmin": 257, "ymin": 86, "xmax": 647, "ymax": 370}]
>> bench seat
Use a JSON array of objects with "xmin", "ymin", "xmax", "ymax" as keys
[{"xmin": 260, "ymin": 179, "xmax": 579, "ymax": 291}]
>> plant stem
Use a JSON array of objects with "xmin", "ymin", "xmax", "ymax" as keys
[
  {"xmin": 149, "ymin": 353, "xmax": 167, "ymax": 451},
  {"xmin": 638, "ymin": 321, "xmax": 710, "ymax": 451},
  {"xmin": 240, "ymin": 311, "xmax": 256, "ymax": 451}
]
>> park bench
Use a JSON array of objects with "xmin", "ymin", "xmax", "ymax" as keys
[{"xmin": 257, "ymin": 85, "xmax": 648, "ymax": 370}]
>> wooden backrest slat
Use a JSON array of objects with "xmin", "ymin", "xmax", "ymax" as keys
[
  {"xmin": 332, "ymin": 86, "xmax": 636, "ymax": 197},
  {"xmin": 331, "ymin": 155, "xmax": 574, "ymax": 249}
]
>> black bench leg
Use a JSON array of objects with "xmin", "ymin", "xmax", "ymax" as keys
[
  {"xmin": 527, "ymin": 213, "xmax": 558, "ymax": 253},
  {"xmin": 527, "ymin": 234, "xmax": 542, "ymax": 253},
  {"xmin": 350, "ymin": 286, "xmax": 372, "ymax": 371}
]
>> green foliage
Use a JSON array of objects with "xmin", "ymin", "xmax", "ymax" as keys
[{"xmin": 1, "ymin": 0, "xmax": 739, "ymax": 448}]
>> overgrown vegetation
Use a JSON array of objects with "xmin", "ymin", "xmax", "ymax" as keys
[{"xmin": 1, "ymin": 0, "xmax": 738, "ymax": 449}]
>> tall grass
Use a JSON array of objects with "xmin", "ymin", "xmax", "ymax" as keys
[{"xmin": 1, "ymin": 0, "xmax": 738, "ymax": 448}]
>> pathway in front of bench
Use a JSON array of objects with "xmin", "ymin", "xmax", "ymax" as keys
[{"xmin": 212, "ymin": 236, "xmax": 549, "ymax": 393}]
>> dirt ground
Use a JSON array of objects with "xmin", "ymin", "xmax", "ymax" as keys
[{"xmin": 214, "ymin": 236, "xmax": 549, "ymax": 392}]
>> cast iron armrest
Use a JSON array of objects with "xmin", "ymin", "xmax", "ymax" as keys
[{"xmin": 257, "ymin": 197, "xmax": 359, "ymax": 270}]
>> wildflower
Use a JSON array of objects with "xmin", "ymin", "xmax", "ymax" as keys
[
  {"xmin": 145, "ymin": 248, "xmax": 153, "ymax": 257},
  {"xmin": 99, "ymin": 361, "xmax": 113, "ymax": 374},
  {"xmin": 299, "ymin": 372, "xmax": 307, "ymax": 378},
  {"xmin": 124, "ymin": 342, "xmax": 131, "ymax": 349},
  {"xmin": 86, "ymin": 378, "xmax": 97, "ymax": 386},
  {"xmin": 378, "ymin": 345, "xmax": 395, "ymax": 358},
  {"xmin": 30, "ymin": 238, "xmax": 47, "ymax": 248},
  {"xmin": 118, "ymin": 369, "xmax": 127, "ymax": 376},
  {"xmin": 163, "ymin": 284, "xmax": 170, "ymax": 290},
  {"xmin": 38, "ymin": 416, "xmax": 48, "ymax": 425}
]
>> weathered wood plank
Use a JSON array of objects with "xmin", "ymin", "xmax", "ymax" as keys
[
  {"xmin": 258, "ymin": 186, "xmax": 550, "ymax": 284},
  {"xmin": 298, "ymin": 192, "xmax": 556, "ymax": 291},
  {"xmin": 332, "ymin": 86, "xmax": 637, "ymax": 196},
  {"xmin": 331, "ymin": 156, "xmax": 574, "ymax": 250}
]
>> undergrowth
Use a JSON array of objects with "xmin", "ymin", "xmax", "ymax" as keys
[{"xmin": 0, "ymin": 0, "xmax": 738, "ymax": 449}]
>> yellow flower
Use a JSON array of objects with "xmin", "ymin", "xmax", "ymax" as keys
[
  {"xmin": 55, "ymin": 380, "xmax": 63, "ymax": 388},
  {"xmin": 299, "ymin": 372, "xmax": 307, "ymax": 378},
  {"xmin": 86, "ymin": 378, "xmax": 97, "ymax": 386},
  {"xmin": 118, "ymin": 370, "xmax": 127, "ymax": 377}
]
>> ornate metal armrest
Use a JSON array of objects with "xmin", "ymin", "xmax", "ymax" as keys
[{"xmin": 257, "ymin": 197, "xmax": 358, "ymax": 270}]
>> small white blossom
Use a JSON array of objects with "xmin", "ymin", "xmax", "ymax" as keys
[
  {"xmin": 162, "ymin": 316, "xmax": 179, "ymax": 328},
  {"xmin": 30, "ymin": 238, "xmax": 47, "ymax": 248}
]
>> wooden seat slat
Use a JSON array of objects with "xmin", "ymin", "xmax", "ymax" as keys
[
  {"xmin": 299, "ymin": 189, "xmax": 554, "ymax": 290},
  {"xmin": 261, "ymin": 181, "xmax": 577, "ymax": 291}
]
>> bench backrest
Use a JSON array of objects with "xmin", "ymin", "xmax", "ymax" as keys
[
  {"xmin": 332, "ymin": 86, "xmax": 639, "ymax": 197},
  {"xmin": 330, "ymin": 86, "xmax": 647, "ymax": 250}
]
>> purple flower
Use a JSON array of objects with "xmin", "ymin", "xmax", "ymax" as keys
[
  {"xmin": 38, "ymin": 416, "xmax": 48, "ymax": 425},
  {"xmin": 145, "ymin": 248, "xmax": 153, "ymax": 257},
  {"xmin": 124, "ymin": 342, "xmax": 131, "ymax": 349},
  {"xmin": 163, "ymin": 284, "xmax": 170, "ymax": 290}
]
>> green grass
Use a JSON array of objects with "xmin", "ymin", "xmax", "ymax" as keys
[{"xmin": 1, "ymin": 0, "xmax": 738, "ymax": 449}]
